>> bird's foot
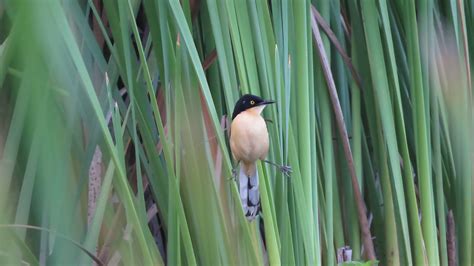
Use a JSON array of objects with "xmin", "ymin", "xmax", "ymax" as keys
[
  {"xmin": 279, "ymin": 165, "xmax": 292, "ymax": 177},
  {"xmin": 227, "ymin": 168, "xmax": 238, "ymax": 182}
]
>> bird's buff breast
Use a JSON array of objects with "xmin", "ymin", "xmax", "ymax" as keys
[{"xmin": 230, "ymin": 113, "xmax": 269, "ymax": 163}]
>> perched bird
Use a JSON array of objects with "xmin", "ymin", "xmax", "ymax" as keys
[{"xmin": 230, "ymin": 94, "xmax": 291, "ymax": 220}]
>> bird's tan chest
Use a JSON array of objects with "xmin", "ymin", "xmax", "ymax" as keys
[{"xmin": 230, "ymin": 113, "xmax": 269, "ymax": 163}]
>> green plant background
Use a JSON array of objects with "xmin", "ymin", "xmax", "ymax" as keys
[{"xmin": 0, "ymin": 0, "xmax": 472, "ymax": 265}]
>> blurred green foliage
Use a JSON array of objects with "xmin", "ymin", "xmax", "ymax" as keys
[{"xmin": 0, "ymin": 0, "xmax": 472, "ymax": 265}]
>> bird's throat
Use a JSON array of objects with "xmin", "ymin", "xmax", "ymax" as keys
[{"xmin": 248, "ymin": 105, "xmax": 266, "ymax": 115}]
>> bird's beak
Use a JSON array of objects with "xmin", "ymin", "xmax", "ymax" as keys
[{"xmin": 259, "ymin": 100, "xmax": 275, "ymax": 106}]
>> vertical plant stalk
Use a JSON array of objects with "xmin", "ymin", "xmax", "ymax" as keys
[
  {"xmin": 405, "ymin": 0, "xmax": 440, "ymax": 262},
  {"xmin": 378, "ymin": 1, "xmax": 425, "ymax": 264},
  {"xmin": 293, "ymin": 1, "xmax": 316, "ymax": 264},
  {"xmin": 456, "ymin": 0, "xmax": 472, "ymax": 93},
  {"xmin": 454, "ymin": 2, "xmax": 473, "ymax": 263},
  {"xmin": 447, "ymin": 210, "xmax": 456, "ymax": 266},
  {"xmin": 310, "ymin": 6, "xmax": 376, "ymax": 260}
]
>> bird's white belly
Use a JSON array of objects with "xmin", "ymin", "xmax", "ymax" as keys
[{"xmin": 230, "ymin": 113, "xmax": 269, "ymax": 163}]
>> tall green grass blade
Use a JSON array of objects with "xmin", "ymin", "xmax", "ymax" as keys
[
  {"xmin": 360, "ymin": 2, "xmax": 412, "ymax": 263},
  {"xmin": 292, "ymin": 1, "xmax": 317, "ymax": 264},
  {"xmin": 2, "ymin": 1, "xmax": 473, "ymax": 265},
  {"xmin": 378, "ymin": 1, "xmax": 426, "ymax": 264},
  {"xmin": 401, "ymin": 1, "xmax": 440, "ymax": 263}
]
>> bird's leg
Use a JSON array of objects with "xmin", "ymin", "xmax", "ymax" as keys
[
  {"xmin": 263, "ymin": 160, "xmax": 292, "ymax": 177},
  {"xmin": 231, "ymin": 168, "xmax": 238, "ymax": 180},
  {"xmin": 228, "ymin": 161, "xmax": 240, "ymax": 181}
]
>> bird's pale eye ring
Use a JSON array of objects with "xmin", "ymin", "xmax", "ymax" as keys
[{"xmin": 250, "ymin": 100, "xmax": 255, "ymax": 105}]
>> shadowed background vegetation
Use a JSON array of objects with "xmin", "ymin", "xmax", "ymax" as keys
[{"xmin": 0, "ymin": 0, "xmax": 472, "ymax": 265}]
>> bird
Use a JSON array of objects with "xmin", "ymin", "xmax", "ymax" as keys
[{"xmin": 229, "ymin": 94, "xmax": 291, "ymax": 220}]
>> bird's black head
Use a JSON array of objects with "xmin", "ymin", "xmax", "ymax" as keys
[{"xmin": 231, "ymin": 94, "xmax": 275, "ymax": 120}]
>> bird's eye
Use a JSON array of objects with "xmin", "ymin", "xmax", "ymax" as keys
[{"xmin": 250, "ymin": 100, "xmax": 255, "ymax": 105}]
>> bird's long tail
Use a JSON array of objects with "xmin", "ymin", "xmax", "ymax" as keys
[{"xmin": 239, "ymin": 163, "xmax": 260, "ymax": 220}]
